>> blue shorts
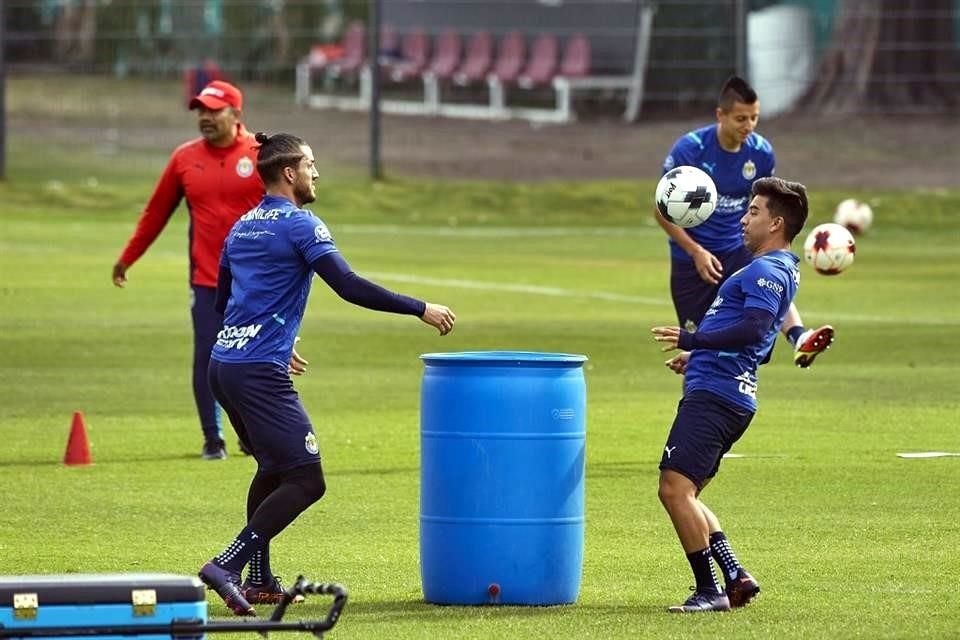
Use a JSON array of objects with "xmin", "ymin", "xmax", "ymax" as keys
[
  {"xmin": 670, "ymin": 245, "xmax": 753, "ymax": 331},
  {"xmin": 208, "ymin": 359, "xmax": 321, "ymax": 473},
  {"xmin": 659, "ymin": 390, "xmax": 754, "ymax": 489}
]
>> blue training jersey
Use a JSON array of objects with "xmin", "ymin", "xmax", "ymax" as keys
[
  {"xmin": 683, "ymin": 250, "xmax": 799, "ymax": 412},
  {"xmin": 662, "ymin": 124, "xmax": 775, "ymax": 260},
  {"xmin": 211, "ymin": 194, "xmax": 338, "ymax": 368}
]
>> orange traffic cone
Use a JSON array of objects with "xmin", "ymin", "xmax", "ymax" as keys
[{"xmin": 64, "ymin": 411, "xmax": 92, "ymax": 465}]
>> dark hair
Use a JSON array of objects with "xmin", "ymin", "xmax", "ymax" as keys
[
  {"xmin": 255, "ymin": 132, "xmax": 307, "ymax": 184},
  {"xmin": 751, "ymin": 177, "xmax": 808, "ymax": 241},
  {"xmin": 718, "ymin": 75, "xmax": 758, "ymax": 111}
]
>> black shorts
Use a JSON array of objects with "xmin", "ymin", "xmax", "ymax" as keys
[
  {"xmin": 670, "ymin": 245, "xmax": 753, "ymax": 331},
  {"xmin": 659, "ymin": 390, "xmax": 754, "ymax": 489},
  {"xmin": 208, "ymin": 359, "xmax": 321, "ymax": 473}
]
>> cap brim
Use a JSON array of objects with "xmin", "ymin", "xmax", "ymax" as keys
[{"xmin": 189, "ymin": 95, "xmax": 232, "ymax": 110}]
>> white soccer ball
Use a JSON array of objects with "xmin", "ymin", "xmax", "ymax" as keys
[
  {"xmin": 833, "ymin": 198, "xmax": 873, "ymax": 235},
  {"xmin": 655, "ymin": 166, "xmax": 718, "ymax": 228},
  {"xmin": 803, "ymin": 222, "xmax": 856, "ymax": 276}
]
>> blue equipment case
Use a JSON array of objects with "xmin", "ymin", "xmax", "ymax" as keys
[
  {"xmin": 0, "ymin": 573, "xmax": 347, "ymax": 639},
  {"xmin": 0, "ymin": 574, "xmax": 206, "ymax": 639}
]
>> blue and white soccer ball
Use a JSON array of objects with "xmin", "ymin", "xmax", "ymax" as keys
[{"xmin": 655, "ymin": 166, "xmax": 718, "ymax": 228}]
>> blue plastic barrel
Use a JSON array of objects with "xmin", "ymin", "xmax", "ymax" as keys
[{"xmin": 419, "ymin": 351, "xmax": 588, "ymax": 605}]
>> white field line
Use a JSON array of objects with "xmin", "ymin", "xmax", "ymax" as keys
[
  {"xmin": 366, "ymin": 272, "xmax": 669, "ymax": 306},
  {"xmin": 367, "ymin": 271, "xmax": 960, "ymax": 326},
  {"xmin": 804, "ymin": 311, "xmax": 960, "ymax": 326},
  {"xmin": 722, "ymin": 453, "xmax": 790, "ymax": 459},
  {"xmin": 337, "ymin": 224, "xmax": 655, "ymax": 238},
  {"xmin": 896, "ymin": 452, "xmax": 960, "ymax": 458}
]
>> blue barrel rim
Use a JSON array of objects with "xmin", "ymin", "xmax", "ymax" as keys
[{"xmin": 420, "ymin": 350, "xmax": 588, "ymax": 364}]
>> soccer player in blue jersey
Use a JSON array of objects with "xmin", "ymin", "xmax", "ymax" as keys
[
  {"xmin": 654, "ymin": 76, "xmax": 833, "ymax": 368},
  {"xmin": 197, "ymin": 132, "xmax": 456, "ymax": 616},
  {"xmin": 651, "ymin": 176, "xmax": 809, "ymax": 613}
]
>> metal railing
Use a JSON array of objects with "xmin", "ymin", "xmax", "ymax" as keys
[{"xmin": 4, "ymin": 0, "xmax": 959, "ymax": 115}]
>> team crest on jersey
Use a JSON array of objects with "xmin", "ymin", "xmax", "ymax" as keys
[
  {"xmin": 305, "ymin": 432, "xmax": 319, "ymax": 455},
  {"xmin": 664, "ymin": 154, "xmax": 676, "ymax": 171},
  {"xmin": 741, "ymin": 160, "xmax": 757, "ymax": 180},
  {"xmin": 236, "ymin": 156, "xmax": 255, "ymax": 178},
  {"xmin": 314, "ymin": 222, "xmax": 332, "ymax": 243}
]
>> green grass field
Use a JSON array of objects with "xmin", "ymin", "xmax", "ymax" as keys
[{"xmin": 1, "ymin": 113, "xmax": 959, "ymax": 639}]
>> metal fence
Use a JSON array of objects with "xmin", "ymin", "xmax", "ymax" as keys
[{"xmin": 4, "ymin": 0, "xmax": 960, "ymax": 116}]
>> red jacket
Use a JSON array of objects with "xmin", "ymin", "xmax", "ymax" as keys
[{"xmin": 119, "ymin": 126, "xmax": 264, "ymax": 288}]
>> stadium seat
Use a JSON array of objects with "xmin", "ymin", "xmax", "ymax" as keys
[
  {"xmin": 425, "ymin": 30, "xmax": 462, "ymax": 81},
  {"xmin": 517, "ymin": 33, "xmax": 559, "ymax": 89},
  {"xmin": 307, "ymin": 43, "xmax": 344, "ymax": 69},
  {"xmin": 377, "ymin": 24, "xmax": 401, "ymax": 64},
  {"xmin": 488, "ymin": 31, "xmax": 526, "ymax": 85},
  {"xmin": 558, "ymin": 33, "xmax": 591, "ymax": 78},
  {"xmin": 452, "ymin": 31, "xmax": 493, "ymax": 86},
  {"xmin": 183, "ymin": 59, "xmax": 224, "ymax": 108},
  {"xmin": 327, "ymin": 20, "xmax": 366, "ymax": 79},
  {"xmin": 384, "ymin": 28, "xmax": 431, "ymax": 83}
]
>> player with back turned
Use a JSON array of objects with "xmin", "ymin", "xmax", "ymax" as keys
[
  {"xmin": 653, "ymin": 75, "xmax": 834, "ymax": 368},
  {"xmin": 198, "ymin": 131, "xmax": 456, "ymax": 616},
  {"xmin": 651, "ymin": 176, "xmax": 809, "ymax": 612}
]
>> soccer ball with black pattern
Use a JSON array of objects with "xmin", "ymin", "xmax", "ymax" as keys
[
  {"xmin": 803, "ymin": 222, "xmax": 856, "ymax": 275},
  {"xmin": 655, "ymin": 166, "xmax": 718, "ymax": 228}
]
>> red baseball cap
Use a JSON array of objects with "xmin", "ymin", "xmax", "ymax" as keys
[{"xmin": 189, "ymin": 80, "xmax": 243, "ymax": 111}]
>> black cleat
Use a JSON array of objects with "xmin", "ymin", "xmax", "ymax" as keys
[
  {"xmin": 668, "ymin": 589, "xmax": 730, "ymax": 613},
  {"xmin": 202, "ymin": 439, "xmax": 227, "ymax": 460},
  {"xmin": 726, "ymin": 570, "xmax": 760, "ymax": 608},
  {"xmin": 241, "ymin": 576, "xmax": 305, "ymax": 605},
  {"xmin": 198, "ymin": 561, "xmax": 256, "ymax": 616}
]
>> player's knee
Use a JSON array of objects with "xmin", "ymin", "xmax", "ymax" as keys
[
  {"xmin": 289, "ymin": 463, "xmax": 326, "ymax": 503},
  {"xmin": 657, "ymin": 480, "xmax": 675, "ymax": 507},
  {"xmin": 658, "ymin": 470, "xmax": 694, "ymax": 507},
  {"xmin": 304, "ymin": 474, "xmax": 326, "ymax": 503}
]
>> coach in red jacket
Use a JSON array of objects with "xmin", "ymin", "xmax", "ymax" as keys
[{"xmin": 112, "ymin": 80, "xmax": 265, "ymax": 460}]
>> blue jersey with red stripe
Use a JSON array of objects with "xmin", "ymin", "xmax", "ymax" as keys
[
  {"xmin": 212, "ymin": 195, "xmax": 338, "ymax": 368},
  {"xmin": 662, "ymin": 124, "xmax": 775, "ymax": 260},
  {"xmin": 683, "ymin": 249, "xmax": 799, "ymax": 412}
]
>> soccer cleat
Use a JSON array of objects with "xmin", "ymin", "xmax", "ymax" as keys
[
  {"xmin": 725, "ymin": 570, "xmax": 760, "ymax": 608},
  {"xmin": 668, "ymin": 589, "xmax": 731, "ymax": 613},
  {"xmin": 241, "ymin": 576, "xmax": 305, "ymax": 605},
  {"xmin": 198, "ymin": 561, "xmax": 256, "ymax": 616},
  {"xmin": 202, "ymin": 439, "xmax": 227, "ymax": 460},
  {"xmin": 793, "ymin": 324, "xmax": 835, "ymax": 368}
]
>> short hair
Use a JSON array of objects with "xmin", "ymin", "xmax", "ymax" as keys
[
  {"xmin": 255, "ymin": 132, "xmax": 307, "ymax": 184},
  {"xmin": 718, "ymin": 75, "xmax": 758, "ymax": 111},
  {"xmin": 751, "ymin": 177, "xmax": 808, "ymax": 241}
]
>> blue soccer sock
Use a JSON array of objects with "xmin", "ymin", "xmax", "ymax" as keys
[
  {"xmin": 787, "ymin": 325, "xmax": 806, "ymax": 347},
  {"xmin": 213, "ymin": 525, "xmax": 264, "ymax": 574},
  {"xmin": 709, "ymin": 531, "xmax": 744, "ymax": 584},
  {"xmin": 686, "ymin": 547, "xmax": 721, "ymax": 594}
]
